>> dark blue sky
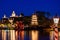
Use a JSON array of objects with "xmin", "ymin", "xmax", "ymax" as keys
[{"xmin": 0, "ymin": 0, "xmax": 60, "ymax": 18}]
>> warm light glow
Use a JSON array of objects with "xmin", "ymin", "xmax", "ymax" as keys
[
  {"xmin": 2, "ymin": 30, "xmax": 7, "ymax": 40},
  {"xmin": 10, "ymin": 11, "xmax": 16, "ymax": 17},
  {"xmin": 1, "ymin": 24, "xmax": 5, "ymax": 27},
  {"xmin": 31, "ymin": 14, "xmax": 38, "ymax": 25},
  {"xmin": 15, "ymin": 31, "xmax": 18, "ymax": 40},
  {"xmin": 31, "ymin": 31, "xmax": 38, "ymax": 40},
  {"xmin": 10, "ymin": 30, "xmax": 15, "ymax": 40},
  {"xmin": 53, "ymin": 18, "xmax": 59, "ymax": 24},
  {"xmin": 8, "ymin": 23, "xmax": 11, "ymax": 27},
  {"xmin": 59, "ymin": 32, "xmax": 60, "ymax": 36},
  {"xmin": 19, "ymin": 14, "xmax": 23, "ymax": 17},
  {"xmin": 19, "ymin": 31, "xmax": 24, "ymax": 40},
  {"xmin": 0, "ymin": 24, "xmax": 1, "ymax": 27},
  {"xmin": 3, "ymin": 14, "xmax": 7, "ymax": 18},
  {"xmin": 15, "ymin": 31, "xmax": 24, "ymax": 40},
  {"xmin": 9, "ymin": 19, "xmax": 13, "ymax": 23},
  {"xmin": 50, "ymin": 30, "xmax": 54, "ymax": 40},
  {"xmin": 59, "ymin": 32, "xmax": 60, "ymax": 40}
]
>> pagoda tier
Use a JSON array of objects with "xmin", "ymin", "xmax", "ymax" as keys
[{"xmin": 31, "ymin": 14, "xmax": 38, "ymax": 26}]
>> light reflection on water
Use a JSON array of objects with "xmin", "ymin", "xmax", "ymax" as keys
[
  {"xmin": 16, "ymin": 31, "xmax": 24, "ymax": 40},
  {"xmin": 1, "ymin": 30, "xmax": 50, "ymax": 40},
  {"xmin": 31, "ymin": 30, "xmax": 38, "ymax": 40}
]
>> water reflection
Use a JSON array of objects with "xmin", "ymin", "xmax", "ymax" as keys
[
  {"xmin": 10, "ymin": 30, "xmax": 15, "ymax": 40},
  {"xmin": 2, "ymin": 30, "xmax": 6, "ymax": 40},
  {"xmin": 24, "ymin": 31, "xmax": 30, "ymax": 40},
  {"xmin": 1, "ymin": 30, "xmax": 50, "ymax": 40},
  {"xmin": 15, "ymin": 31, "xmax": 24, "ymax": 40},
  {"xmin": 2, "ymin": 30, "xmax": 10, "ymax": 40},
  {"xmin": 0, "ymin": 30, "xmax": 2, "ymax": 40},
  {"xmin": 31, "ymin": 30, "xmax": 38, "ymax": 40}
]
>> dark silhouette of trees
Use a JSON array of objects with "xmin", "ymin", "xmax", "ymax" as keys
[
  {"xmin": 35, "ymin": 11, "xmax": 51, "ymax": 26},
  {"xmin": 24, "ymin": 16, "xmax": 31, "ymax": 25}
]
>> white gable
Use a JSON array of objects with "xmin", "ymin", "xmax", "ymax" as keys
[
  {"xmin": 3, "ymin": 14, "xmax": 7, "ymax": 18},
  {"xmin": 10, "ymin": 11, "xmax": 16, "ymax": 17},
  {"xmin": 19, "ymin": 14, "xmax": 22, "ymax": 17}
]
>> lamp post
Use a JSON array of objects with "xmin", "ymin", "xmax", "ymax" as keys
[{"xmin": 53, "ymin": 17, "xmax": 59, "ymax": 40}]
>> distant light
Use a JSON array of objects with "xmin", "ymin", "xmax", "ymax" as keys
[
  {"xmin": 19, "ymin": 14, "xmax": 23, "ymax": 17},
  {"xmin": 53, "ymin": 18, "xmax": 59, "ymax": 24},
  {"xmin": 10, "ymin": 11, "xmax": 18, "ymax": 17},
  {"xmin": 3, "ymin": 14, "xmax": 7, "ymax": 18},
  {"xmin": 31, "ymin": 14, "xmax": 38, "ymax": 25}
]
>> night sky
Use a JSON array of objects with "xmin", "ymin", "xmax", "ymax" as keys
[{"xmin": 0, "ymin": 0, "xmax": 60, "ymax": 19}]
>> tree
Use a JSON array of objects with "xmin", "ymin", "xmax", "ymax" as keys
[
  {"xmin": 24, "ymin": 16, "xmax": 31, "ymax": 25},
  {"xmin": 35, "ymin": 11, "xmax": 51, "ymax": 26}
]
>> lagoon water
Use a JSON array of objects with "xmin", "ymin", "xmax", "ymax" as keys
[{"xmin": 0, "ymin": 30, "xmax": 50, "ymax": 40}]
